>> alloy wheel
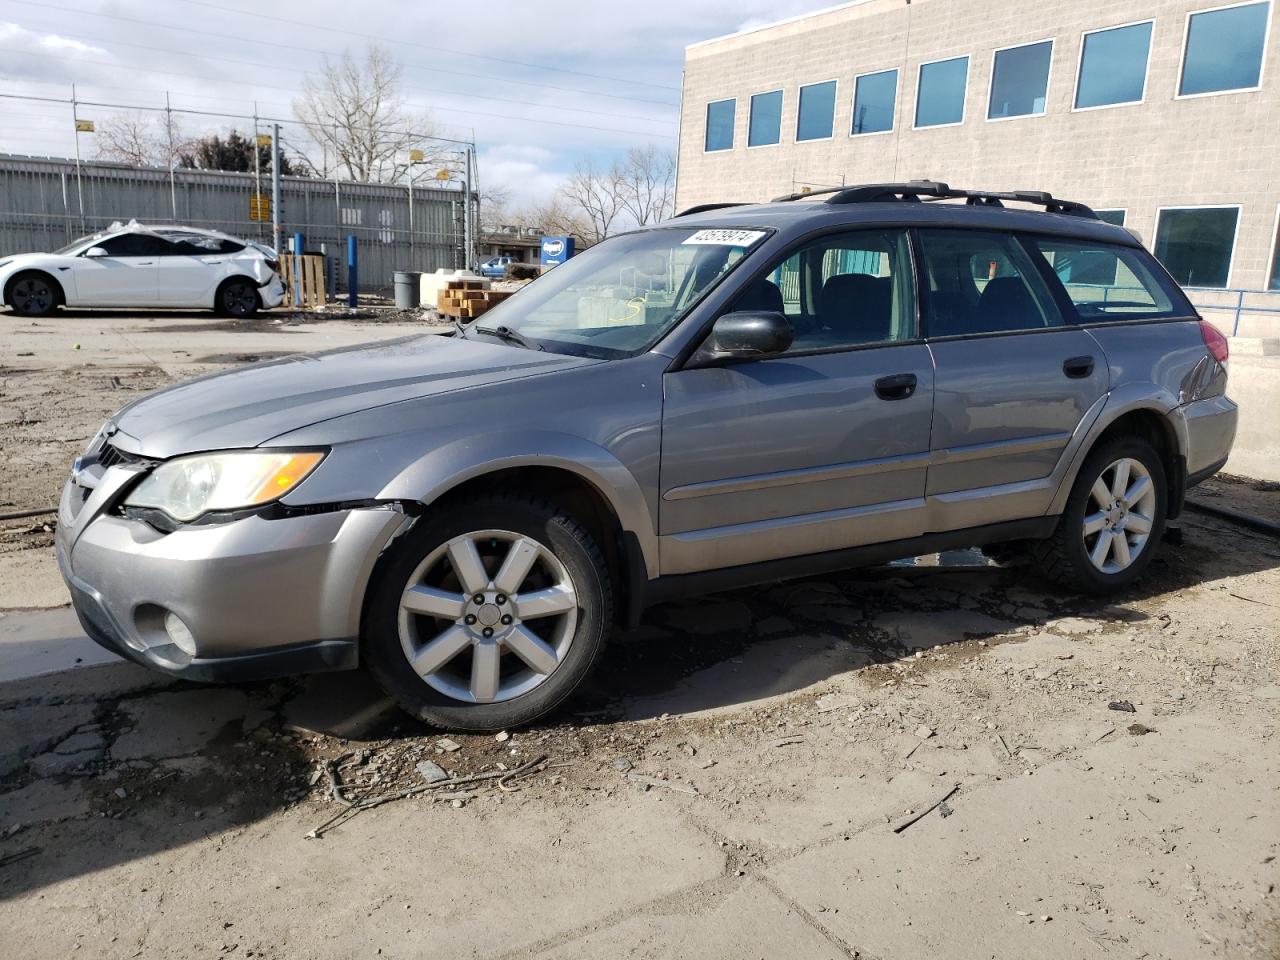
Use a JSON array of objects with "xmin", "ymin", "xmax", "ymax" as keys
[
  {"xmin": 12, "ymin": 276, "xmax": 53, "ymax": 314},
  {"xmin": 1082, "ymin": 457, "xmax": 1157, "ymax": 574},
  {"xmin": 397, "ymin": 530, "xmax": 579, "ymax": 704},
  {"xmin": 223, "ymin": 282, "xmax": 257, "ymax": 316}
]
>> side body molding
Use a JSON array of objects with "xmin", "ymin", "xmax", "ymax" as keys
[{"xmin": 376, "ymin": 430, "xmax": 661, "ymax": 579}]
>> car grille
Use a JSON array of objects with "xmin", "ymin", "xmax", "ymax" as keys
[{"xmin": 97, "ymin": 441, "xmax": 140, "ymax": 469}]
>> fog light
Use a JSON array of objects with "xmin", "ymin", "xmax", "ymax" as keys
[{"xmin": 164, "ymin": 612, "xmax": 197, "ymax": 658}]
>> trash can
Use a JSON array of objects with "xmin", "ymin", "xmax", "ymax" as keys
[{"xmin": 393, "ymin": 271, "xmax": 422, "ymax": 309}]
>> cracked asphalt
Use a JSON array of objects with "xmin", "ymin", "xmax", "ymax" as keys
[{"xmin": 1, "ymin": 310, "xmax": 1278, "ymax": 959}]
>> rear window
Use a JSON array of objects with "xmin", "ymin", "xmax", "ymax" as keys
[{"xmin": 1025, "ymin": 237, "xmax": 1190, "ymax": 322}]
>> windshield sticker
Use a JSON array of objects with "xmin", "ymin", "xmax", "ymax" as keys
[{"xmin": 682, "ymin": 229, "xmax": 768, "ymax": 247}]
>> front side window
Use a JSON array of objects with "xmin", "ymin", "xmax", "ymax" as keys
[
  {"xmin": 852, "ymin": 69, "xmax": 897, "ymax": 134},
  {"xmin": 1095, "ymin": 209, "xmax": 1127, "ymax": 226},
  {"xmin": 1154, "ymin": 207, "xmax": 1239, "ymax": 288},
  {"xmin": 748, "ymin": 90, "xmax": 783, "ymax": 147},
  {"xmin": 735, "ymin": 228, "xmax": 915, "ymax": 352},
  {"xmin": 469, "ymin": 227, "xmax": 766, "ymax": 358},
  {"xmin": 796, "ymin": 80, "xmax": 837, "ymax": 141},
  {"xmin": 915, "ymin": 56, "xmax": 969, "ymax": 127},
  {"xmin": 1180, "ymin": 1, "xmax": 1271, "ymax": 96},
  {"xmin": 704, "ymin": 99, "xmax": 736, "ymax": 152},
  {"xmin": 1076, "ymin": 21, "xmax": 1153, "ymax": 108},
  {"xmin": 96, "ymin": 233, "xmax": 171, "ymax": 257},
  {"xmin": 988, "ymin": 40, "xmax": 1054, "ymax": 119},
  {"xmin": 1027, "ymin": 237, "xmax": 1188, "ymax": 321},
  {"xmin": 917, "ymin": 229, "xmax": 1061, "ymax": 336}
]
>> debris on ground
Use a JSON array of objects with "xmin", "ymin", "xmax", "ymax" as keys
[
  {"xmin": 892, "ymin": 784, "xmax": 961, "ymax": 834},
  {"xmin": 1127, "ymin": 723, "xmax": 1155, "ymax": 736},
  {"xmin": 773, "ymin": 736, "xmax": 805, "ymax": 747},
  {"xmin": 626, "ymin": 773, "xmax": 698, "ymax": 796},
  {"xmin": 1107, "ymin": 701, "xmax": 1137, "ymax": 713}
]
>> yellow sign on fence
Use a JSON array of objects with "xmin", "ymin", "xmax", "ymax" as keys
[
  {"xmin": 255, "ymin": 134, "xmax": 272, "ymax": 147},
  {"xmin": 74, "ymin": 119, "xmax": 95, "ymax": 133},
  {"xmin": 249, "ymin": 192, "xmax": 270, "ymax": 222}
]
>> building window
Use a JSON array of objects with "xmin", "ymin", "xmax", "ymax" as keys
[
  {"xmin": 1268, "ymin": 207, "xmax": 1280, "ymax": 290},
  {"xmin": 748, "ymin": 90, "xmax": 783, "ymax": 147},
  {"xmin": 1075, "ymin": 21, "xmax": 1153, "ymax": 109},
  {"xmin": 1154, "ymin": 207, "xmax": 1240, "ymax": 288},
  {"xmin": 796, "ymin": 80, "xmax": 837, "ymax": 141},
  {"xmin": 914, "ymin": 56, "xmax": 969, "ymax": 127},
  {"xmin": 1179, "ymin": 2, "xmax": 1271, "ymax": 96},
  {"xmin": 1096, "ymin": 209, "xmax": 1127, "ymax": 226},
  {"xmin": 852, "ymin": 69, "xmax": 897, "ymax": 134},
  {"xmin": 704, "ymin": 99, "xmax": 735, "ymax": 152},
  {"xmin": 988, "ymin": 40, "xmax": 1054, "ymax": 119}
]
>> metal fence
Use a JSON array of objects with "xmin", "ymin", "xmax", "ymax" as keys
[{"xmin": 0, "ymin": 153, "xmax": 465, "ymax": 293}]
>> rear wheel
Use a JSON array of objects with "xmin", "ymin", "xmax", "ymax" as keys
[
  {"xmin": 6, "ymin": 272, "xmax": 60, "ymax": 317},
  {"xmin": 1032, "ymin": 436, "xmax": 1167, "ymax": 593},
  {"xmin": 216, "ymin": 277, "xmax": 259, "ymax": 317},
  {"xmin": 363, "ymin": 495, "xmax": 611, "ymax": 732}
]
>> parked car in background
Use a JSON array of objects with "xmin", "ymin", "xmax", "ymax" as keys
[
  {"xmin": 478, "ymin": 255, "xmax": 518, "ymax": 279},
  {"xmin": 56, "ymin": 182, "xmax": 1236, "ymax": 732},
  {"xmin": 1, "ymin": 222, "xmax": 285, "ymax": 318}
]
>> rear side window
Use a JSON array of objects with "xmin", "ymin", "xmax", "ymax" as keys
[
  {"xmin": 1026, "ymin": 237, "xmax": 1189, "ymax": 322},
  {"xmin": 916, "ymin": 229, "xmax": 1061, "ymax": 337}
]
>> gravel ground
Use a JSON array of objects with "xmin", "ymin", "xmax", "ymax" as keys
[{"xmin": 0, "ymin": 307, "xmax": 1276, "ymax": 959}]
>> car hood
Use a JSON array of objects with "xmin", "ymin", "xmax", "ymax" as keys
[{"xmin": 108, "ymin": 334, "xmax": 600, "ymax": 459}]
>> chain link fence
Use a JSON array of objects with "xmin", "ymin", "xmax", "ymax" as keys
[{"xmin": 0, "ymin": 153, "xmax": 465, "ymax": 294}]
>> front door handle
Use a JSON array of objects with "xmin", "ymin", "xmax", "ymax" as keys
[
  {"xmin": 1063, "ymin": 356, "xmax": 1095, "ymax": 379},
  {"xmin": 874, "ymin": 372, "xmax": 917, "ymax": 401}
]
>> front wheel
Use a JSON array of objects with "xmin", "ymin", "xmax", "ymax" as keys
[
  {"xmin": 7, "ymin": 272, "xmax": 60, "ymax": 317},
  {"xmin": 362, "ymin": 495, "xmax": 612, "ymax": 732},
  {"xmin": 1032, "ymin": 436, "xmax": 1167, "ymax": 593}
]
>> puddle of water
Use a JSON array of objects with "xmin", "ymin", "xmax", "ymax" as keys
[{"xmin": 891, "ymin": 547, "xmax": 994, "ymax": 568}]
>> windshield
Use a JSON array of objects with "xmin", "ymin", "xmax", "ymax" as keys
[
  {"xmin": 467, "ymin": 226, "xmax": 768, "ymax": 358},
  {"xmin": 52, "ymin": 232, "xmax": 106, "ymax": 256}
]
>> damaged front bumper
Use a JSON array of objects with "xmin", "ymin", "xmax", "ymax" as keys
[{"xmin": 54, "ymin": 463, "xmax": 407, "ymax": 682}]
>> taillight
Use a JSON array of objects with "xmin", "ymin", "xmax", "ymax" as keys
[
  {"xmin": 1199, "ymin": 320, "xmax": 1229, "ymax": 363},
  {"xmin": 266, "ymin": 259, "xmax": 281, "ymax": 274}
]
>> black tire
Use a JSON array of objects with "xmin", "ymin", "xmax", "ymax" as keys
[
  {"xmin": 216, "ymin": 277, "xmax": 259, "ymax": 317},
  {"xmin": 1031, "ymin": 435, "xmax": 1168, "ymax": 594},
  {"xmin": 362, "ymin": 494, "xmax": 612, "ymax": 732},
  {"xmin": 6, "ymin": 271, "xmax": 61, "ymax": 317}
]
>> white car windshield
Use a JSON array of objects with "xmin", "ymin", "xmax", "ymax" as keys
[
  {"xmin": 52, "ymin": 233, "xmax": 106, "ymax": 255},
  {"xmin": 467, "ymin": 226, "xmax": 768, "ymax": 358}
]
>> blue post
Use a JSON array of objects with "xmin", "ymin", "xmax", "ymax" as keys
[
  {"xmin": 346, "ymin": 234, "xmax": 358, "ymax": 308},
  {"xmin": 292, "ymin": 231, "xmax": 304, "ymax": 307}
]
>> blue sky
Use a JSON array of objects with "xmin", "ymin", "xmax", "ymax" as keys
[{"xmin": 0, "ymin": 0, "xmax": 842, "ymax": 206}]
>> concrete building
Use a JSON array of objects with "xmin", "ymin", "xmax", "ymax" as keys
[{"xmin": 676, "ymin": 0, "xmax": 1280, "ymax": 309}]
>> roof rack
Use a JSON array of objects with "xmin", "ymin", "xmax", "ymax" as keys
[
  {"xmin": 770, "ymin": 181, "xmax": 1098, "ymax": 219},
  {"xmin": 673, "ymin": 201, "xmax": 750, "ymax": 218}
]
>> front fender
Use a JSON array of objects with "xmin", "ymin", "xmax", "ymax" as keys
[{"xmin": 377, "ymin": 430, "xmax": 660, "ymax": 578}]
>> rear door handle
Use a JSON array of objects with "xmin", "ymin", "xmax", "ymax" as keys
[
  {"xmin": 874, "ymin": 372, "xmax": 917, "ymax": 401},
  {"xmin": 1063, "ymin": 356, "xmax": 1095, "ymax": 379}
]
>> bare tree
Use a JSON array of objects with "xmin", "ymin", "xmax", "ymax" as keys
[
  {"xmin": 558, "ymin": 159, "xmax": 625, "ymax": 245},
  {"xmin": 294, "ymin": 44, "xmax": 438, "ymax": 183},
  {"xmin": 94, "ymin": 110, "xmax": 187, "ymax": 167},
  {"xmin": 554, "ymin": 146, "xmax": 676, "ymax": 243},
  {"xmin": 617, "ymin": 145, "xmax": 676, "ymax": 226}
]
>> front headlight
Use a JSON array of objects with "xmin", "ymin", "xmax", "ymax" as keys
[{"xmin": 124, "ymin": 450, "xmax": 325, "ymax": 522}]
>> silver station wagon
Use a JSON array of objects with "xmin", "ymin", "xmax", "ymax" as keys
[{"xmin": 56, "ymin": 182, "xmax": 1237, "ymax": 731}]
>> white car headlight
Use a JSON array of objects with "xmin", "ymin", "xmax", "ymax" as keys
[{"xmin": 124, "ymin": 450, "xmax": 325, "ymax": 522}]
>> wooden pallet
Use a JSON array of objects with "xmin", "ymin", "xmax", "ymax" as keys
[
  {"xmin": 437, "ymin": 284, "xmax": 513, "ymax": 319},
  {"xmin": 279, "ymin": 255, "xmax": 327, "ymax": 309}
]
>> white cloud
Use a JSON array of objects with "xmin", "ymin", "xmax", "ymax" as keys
[{"xmin": 0, "ymin": 21, "xmax": 109, "ymax": 57}]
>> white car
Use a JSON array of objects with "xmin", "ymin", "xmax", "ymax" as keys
[{"xmin": 0, "ymin": 222, "xmax": 287, "ymax": 318}]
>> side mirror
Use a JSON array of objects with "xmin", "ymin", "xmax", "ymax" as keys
[
  {"xmin": 84, "ymin": 246, "xmax": 108, "ymax": 258},
  {"xmin": 694, "ymin": 311, "xmax": 793, "ymax": 364}
]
